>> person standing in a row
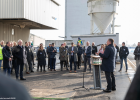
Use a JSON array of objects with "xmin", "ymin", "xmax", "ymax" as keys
[
  {"xmin": 92, "ymin": 42, "xmax": 97, "ymax": 55},
  {"xmin": 60, "ymin": 44, "xmax": 68, "ymax": 71},
  {"xmin": 13, "ymin": 39, "xmax": 26, "ymax": 80},
  {"xmin": 68, "ymin": 42, "xmax": 78, "ymax": 73},
  {"xmin": 0, "ymin": 41, "xmax": 3, "ymax": 71},
  {"xmin": 119, "ymin": 42, "xmax": 129, "ymax": 72},
  {"xmin": 47, "ymin": 43, "xmax": 51, "ymax": 69},
  {"xmin": 49, "ymin": 43, "xmax": 57, "ymax": 71},
  {"xmin": 64, "ymin": 42, "xmax": 69, "ymax": 68},
  {"xmin": 134, "ymin": 42, "xmax": 140, "ymax": 69},
  {"xmin": 84, "ymin": 41, "xmax": 91, "ymax": 72},
  {"xmin": 77, "ymin": 43, "xmax": 83, "ymax": 69},
  {"xmin": 25, "ymin": 42, "xmax": 34, "ymax": 73},
  {"xmin": 99, "ymin": 38, "xmax": 116, "ymax": 92},
  {"xmin": 2, "ymin": 42, "xmax": 13, "ymax": 76},
  {"xmin": 37, "ymin": 45, "xmax": 46, "ymax": 72}
]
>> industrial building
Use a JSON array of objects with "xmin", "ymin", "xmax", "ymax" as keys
[
  {"xmin": 65, "ymin": 0, "xmax": 120, "ymax": 46},
  {"xmin": 30, "ymin": 34, "xmax": 45, "ymax": 47},
  {"xmin": 0, "ymin": 0, "xmax": 60, "ymax": 44},
  {"xmin": 65, "ymin": 0, "xmax": 112, "ymax": 40}
]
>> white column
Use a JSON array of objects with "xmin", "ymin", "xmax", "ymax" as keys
[{"xmin": 90, "ymin": 14, "xmax": 94, "ymax": 34}]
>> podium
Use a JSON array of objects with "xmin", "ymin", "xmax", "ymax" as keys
[{"xmin": 90, "ymin": 56, "xmax": 103, "ymax": 90}]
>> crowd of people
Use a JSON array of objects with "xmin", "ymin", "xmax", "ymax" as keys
[{"xmin": 0, "ymin": 38, "xmax": 140, "ymax": 93}]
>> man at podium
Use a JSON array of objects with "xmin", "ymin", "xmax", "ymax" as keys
[{"xmin": 98, "ymin": 38, "xmax": 116, "ymax": 92}]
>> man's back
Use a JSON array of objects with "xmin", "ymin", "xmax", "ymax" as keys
[
  {"xmin": 99, "ymin": 44, "xmax": 115, "ymax": 72},
  {"xmin": 0, "ymin": 73, "xmax": 31, "ymax": 100}
]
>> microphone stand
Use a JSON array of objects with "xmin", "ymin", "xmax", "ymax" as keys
[{"xmin": 73, "ymin": 72, "xmax": 89, "ymax": 91}]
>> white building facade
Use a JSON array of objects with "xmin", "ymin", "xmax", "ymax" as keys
[
  {"xmin": 65, "ymin": 0, "xmax": 111, "ymax": 40},
  {"xmin": 0, "ymin": 0, "xmax": 59, "ymax": 43}
]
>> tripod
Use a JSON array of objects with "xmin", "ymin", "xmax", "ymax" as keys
[{"xmin": 73, "ymin": 72, "xmax": 89, "ymax": 91}]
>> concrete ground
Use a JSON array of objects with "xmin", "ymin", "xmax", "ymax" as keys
[{"xmin": 8, "ymin": 61, "xmax": 132, "ymax": 100}]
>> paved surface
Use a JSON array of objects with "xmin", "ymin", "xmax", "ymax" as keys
[{"xmin": 7, "ymin": 61, "xmax": 131, "ymax": 100}]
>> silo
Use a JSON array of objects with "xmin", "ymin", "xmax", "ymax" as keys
[{"xmin": 88, "ymin": 0, "xmax": 119, "ymax": 34}]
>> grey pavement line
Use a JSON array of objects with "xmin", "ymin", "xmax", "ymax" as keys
[{"xmin": 126, "ymin": 59, "xmax": 136, "ymax": 82}]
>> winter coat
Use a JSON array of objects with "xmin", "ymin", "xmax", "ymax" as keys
[
  {"xmin": 13, "ymin": 45, "xmax": 26, "ymax": 64},
  {"xmin": 134, "ymin": 46, "xmax": 140, "ymax": 60},
  {"xmin": 84, "ymin": 46, "xmax": 92, "ymax": 58},
  {"xmin": 68, "ymin": 46, "xmax": 78, "ymax": 62},
  {"xmin": 25, "ymin": 46, "xmax": 33, "ymax": 61},
  {"xmin": 37, "ymin": 49, "xmax": 46, "ymax": 66},
  {"xmin": 77, "ymin": 46, "xmax": 83, "ymax": 56},
  {"xmin": 119, "ymin": 46, "xmax": 129, "ymax": 58},
  {"xmin": 92, "ymin": 46, "xmax": 98, "ymax": 55},
  {"xmin": 60, "ymin": 47, "xmax": 67, "ymax": 61},
  {"xmin": 99, "ymin": 44, "xmax": 115, "ymax": 72},
  {"xmin": 2, "ymin": 46, "xmax": 12, "ymax": 69},
  {"xmin": 49, "ymin": 47, "xmax": 57, "ymax": 59}
]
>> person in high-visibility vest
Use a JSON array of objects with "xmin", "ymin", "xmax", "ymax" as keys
[
  {"xmin": 0, "ymin": 45, "xmax": 3, "ymax": 71},
  {"xmin": 77, "ymin": 37, "xmax": 83, "ymax": 46}
]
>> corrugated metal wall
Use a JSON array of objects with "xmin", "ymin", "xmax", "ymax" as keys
[
  {"xmin": 24, "ymin": 0, "xmax": 59, "ymax": 29},
  {"xmin": 30, "ymin": 34, "xmax": 45, "ymax": 47},
  {"xmin": 0, "ymin": 22, "xmax": 30, "ymax": 44},
  {"xmin": 0, "ymin": 0, "xmax": 59, "ymax": 29},
  {"xmin": 0, "ymin": 0, "xmax": 24, "ymax": 18}
]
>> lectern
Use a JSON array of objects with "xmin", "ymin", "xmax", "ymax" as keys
[{"xmin": 90, "ymin": 56, "xmax": 103, "ymax": 90}]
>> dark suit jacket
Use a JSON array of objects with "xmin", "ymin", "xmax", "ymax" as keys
[
  {"xmin": 2, "ymin": 46, "xmax": 12, "ymax": 69},
  {"xmin": 13, "ymin": 45, "xmax": 24, "ymax": 64},
  {"xmin": 77, "ymin": 46, "xmax": 83, "ymax": 56},
  {"xmin": 92, "ymin": 46, "xmax": 97, "ymax": 55},
  {"xmin": 84, "ymin": 46, "xmax": 91, "ymax": 58},
  {"xmin": 119, "ymin": 46, "xmax": 129, "ymax": 58},
  {"xmin": 99, "ymin": 44, "xmax": 115, "ymax": 72},
  {"xmin": 49, "ymin": 46, "xmax": 57, "ymax": 58}
]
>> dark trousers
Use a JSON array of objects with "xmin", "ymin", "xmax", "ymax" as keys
[
  {"xmin": 120, "ymin": 57, "xmax": 128, "ymax": 71},
  {"xmin": 4, "ymin": 68, "xmax": 11, "ymax": 76},
  {"xmin": 50, "ymin": 58, "xmax": 56, "ymax": 70},
  {"xmin": 32, "ymin": 55, "xmax": 35, "ymax": 65},
  {"xmin": 48, "ymin": 57, "xmax": 50, "ymax": 69},
  {"xmin": 27, "ymin": 60, "xmax": 33, "ymax": 71},
  {"xmin": 60, "ymin": 61, "xmax": 67, "ymax": 70},
  {"xmin": 77, "ymin": 55, "xmax": 81, "ymax": 68},
  {"xmin": 16, "ymin": 63, "xmax": 24, "ymax": 79},
  {"xmin": 11, "ymin": 60, "xmax": 17, "ymax": 74},
  {"xmin": 105, "ymin": 71, "xmax": 116, "ymax": 90},
  {"xmin": 70, "ymin": 56, "xmax": 76, "ymax": 71},
  {"xmin": 39, "ymin": 65, "xmax": 45, "ymax": 71},
  {"xmin": 84, "ymin": 56, "xmax": 91, "ymax": 71}
]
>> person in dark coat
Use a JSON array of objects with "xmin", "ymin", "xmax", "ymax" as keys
[
  {"xmin": 0, "ymin": 72, "xmax": 31, "ymax": 100},
  {"xmin": 37, "ymin": 45, "xmax": 46, "ymax": 72},
  {"xmin": 134, "ymin": 42, "xmax": 140, "ymax": 69},
  {"xmin": 29, "ymin": 42, "xmax": 35, "ymax": 66},
  {"xmin": 64, "ymin": 42, "xmax": 69, "ymax": 67},
  {"xmin": 49, "ymin": 43, "xmax": 57, "ymax": 71},
  {"xmin": 77, "ymin": 43, "xmax": 83, "ymax": 69},
  {"xmin": 124, "ymin": 65, "xmax": 140, "ymax": 100},
  {"xmin": 13, "ymin": 39, "xmax": 26, "ymax": 80},
  {"xmin": 47, "ymin": 43, "xmax": 51, "ymax": 69},
  {"xmin": 119, "ymin": 42, "xmax": 129, "ymax": 72},
  {"xmin": 92, "ymin": 42, "xmax": 98, "ymax": 55},
  {"xmin": 2, "ymin": 42, "xmax": 13, "ymax": 75},
  {"xmin": 84, "ymin": 41, "xmax": 92, "ymax": 72},
  {"xmin": 60, "ymin": 44, "xmax": 68, "ymax": 71},
  {"xmin": 99, "ymin": 38, "xmax": 115, "ymax": 92},
  {"xmin": 25, "ymin": 42, "xmax": 34, "ymax": 72},
  {"xmin": 11, "ymin": 42, "xmax": 17, "ymax": 74}
]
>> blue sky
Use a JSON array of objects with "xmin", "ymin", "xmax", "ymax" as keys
[{"xmin": 31, "ymin": 0, "xmax": 140, "ymax": 45}]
